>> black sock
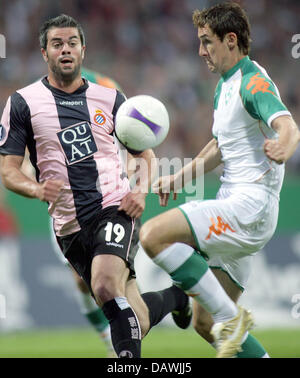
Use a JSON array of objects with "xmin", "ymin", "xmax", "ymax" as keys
[
  {"xmin": 102, "ymin": 297, "xmax": 141, "ymax": 358},
  {"xmin": 141, "ymin": 285, "xmax": 188, "ymax": 329}
]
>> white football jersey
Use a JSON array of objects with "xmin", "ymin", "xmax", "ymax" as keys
[{"xmin": 212, "ymin": 56, "xmax": 290, "ymax": 197}]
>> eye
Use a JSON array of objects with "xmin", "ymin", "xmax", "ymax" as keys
[
  {"xmin": 69, "ymin": 40, "xmax": 79, "ymax": 48},
  {"xmin": 53, "ymin": 42, "xmax": 62, "ymax": 49}
]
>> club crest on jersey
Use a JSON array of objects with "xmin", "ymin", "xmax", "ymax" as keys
[
  {"xmin": 94, "ymin": 109, "xmax": 106, "ymax": 126},
  {"xmin": 57, "ymin": 121, "xmax": 97, "ymax": 165}
]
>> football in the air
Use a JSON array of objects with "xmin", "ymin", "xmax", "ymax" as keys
[{"xmin": 115, "ymin": 95, "xmax": 170, "ymax": 152}]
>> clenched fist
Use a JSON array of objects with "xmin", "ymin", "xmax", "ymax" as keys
[
  {"xmin": 264, "ymin": 139, "xmax": 285, "ymax": 164},
  {"xmin": 36, "ymin": 179, "xmax": 64, "ymax": 202}
]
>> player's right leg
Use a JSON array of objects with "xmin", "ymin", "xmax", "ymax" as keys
[
  {"xmin": 193, "ymin": 268, "xmax": 269, "ymax": 358},
  {"xmin": 140, "ymin": 207, "xmax": 253, "ymax": 358},
  {"xmin": 69, "ymin": 267, "xmax": 115, "ymax": 357},
  {"xmin": 92, "ymin": 253, "xmax": 191, "ymax": 357},
  {"xmin": 50, "ymin": 218, "xmax": 114, "ymax": 356},
  {"xmin": 193, "ymin": 266, "xmax": 243, "ymax": 342},
  {"xmin": 91, "ymin": 253, "xmax": 143, "ymax": 358}
]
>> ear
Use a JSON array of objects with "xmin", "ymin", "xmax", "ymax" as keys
[
  {"xmin": 226, "ymin": 32, "xmax": 238, "ymax": 51},
  {"xmin": 81, "ymin": 45, "xmax": 86, "ymax": 60},
  {"xmin": 41, "ymin": 48, "xmax": 48, "ymax": 63}
]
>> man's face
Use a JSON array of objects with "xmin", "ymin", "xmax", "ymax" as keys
[
  {"xmin": 197, "ymin": 25, "xmax": 230, "ymax": 74},
  {"xmin": 41, "ymin": 27, "xmax": 85, "ymax": 82}
]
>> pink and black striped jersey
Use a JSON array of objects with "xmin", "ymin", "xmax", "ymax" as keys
[{"xmin": 0, "ymin": 77, "xmax": 131, "ymax": 236}]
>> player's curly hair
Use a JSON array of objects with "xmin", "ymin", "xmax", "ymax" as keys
[
  {"xmin": 39, "ymin": 14, "xmax": 85, "ymax": 50},
  {"xmin": 192, "ymin": 2, "xmax": 251, "ymax": 55}
]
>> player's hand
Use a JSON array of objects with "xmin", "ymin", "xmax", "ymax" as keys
[
  {"xmin": 118, "ymin": 191, "xmax": 146, "ymax": 218},
  {"xmin": 152, "ymin": 175, "xmax": 178, "ymax": 207},
  {"xmin": 36, "ymin": 180, "xmax": 64, "ymax": 202},
  {"xmin": 264, "ymin": 139, "xmax": 285, "ymax": 164}
]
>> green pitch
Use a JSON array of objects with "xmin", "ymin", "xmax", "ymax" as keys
[{"xmin": 0, "ymin": 327, "xmax": 299, "ymax": 358}]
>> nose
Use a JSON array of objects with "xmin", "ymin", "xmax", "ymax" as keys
[
  {"xmin": 61, "ymin": 43, "xmax": 71, "ymax": 54},
  {"xmin": 199, "ymin": 42, "xmax": 207, "ymax": 57}
]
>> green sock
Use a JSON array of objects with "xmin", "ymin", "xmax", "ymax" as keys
[
  {"xmin": 170, "ymin": 251, "xmax": 208, "ymax": 290},
  {"xmin": 86, "ymin": 308, "xmax": 109, "ymax": 333},
  {"xmin": 236, "ymin": 334, "xmax": 269, "ymax": 358},
  {"xmin": 153, "ymin": 245, "xmax": 237, "ymax": 323}
]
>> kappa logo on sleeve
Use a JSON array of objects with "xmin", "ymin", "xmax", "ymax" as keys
[
  {"xmin": 57, "ymin": 121, "xmax": 97, "ymax": 165},
  {"xmin": 246, "ymin": 72, "xmax": 275, "ymax": 96}
]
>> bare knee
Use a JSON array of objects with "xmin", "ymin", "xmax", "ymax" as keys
[
  {"xmin": 91, "ymin": 255, "xmax": 128, "ymax": 306},
  {"xmin": 139, "ymin": 220, "xmax": 162, "ymax": 257},
  {"xmin": 92, "ymin": 275, "xmax": 123, "ymax": 306}
]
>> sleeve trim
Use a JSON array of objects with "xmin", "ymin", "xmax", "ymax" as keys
[{"xmin": 267, "ymin": 111, "xmax": 291, "ymax": 128}]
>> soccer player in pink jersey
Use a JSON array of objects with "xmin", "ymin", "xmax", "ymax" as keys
[
  {"xmin": 47, "ymin": 67, "xmax": 123, "ymax": 357},
  {"xmin": 0, "ymin": 14, "xmax": 191, "ymax": 358}
]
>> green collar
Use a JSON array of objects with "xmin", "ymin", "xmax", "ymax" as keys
[{"xmin": 222, "ymin": 56, "xmax": 250, "ymax": 81}]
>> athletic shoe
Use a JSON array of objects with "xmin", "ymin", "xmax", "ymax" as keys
[
  {"xmin": 172, "ymin": 298, "xmax": 192, "ymax": 329},
  {"xmin": 210, "ymin": 305, "xmax": 254, "ymax": 358}
]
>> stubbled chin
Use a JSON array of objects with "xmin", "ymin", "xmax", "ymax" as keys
[{"xmin": 207, "ymin": 63, "xmax": 216, "ymax": 72}]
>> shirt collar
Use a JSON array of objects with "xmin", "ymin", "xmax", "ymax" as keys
[{"xmin": 222, "ymin": 56, "xmax": 250, "ymax": 81}]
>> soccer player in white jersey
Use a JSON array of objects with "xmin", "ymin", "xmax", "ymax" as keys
[
  {"xmin": 140, "ymin": 2, "xmax": 300, "ymax": 358},
  {"xmin": 0, "ymin": 14, "xmax": 191, "ymax": 358}
]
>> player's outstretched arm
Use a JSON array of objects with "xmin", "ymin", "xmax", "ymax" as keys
[
  {"xmin": 153, "ymin": 138, "xmax": 222, "ymax": 207},
  {"xmin": 0, "ymin": 154, "xmax": 64, "ymax": 202},
  {"xmin": 264, "ymin": 115, "xmax": 300, "ymax": 164}
]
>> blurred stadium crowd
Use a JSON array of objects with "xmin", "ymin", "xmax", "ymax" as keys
[{"xmin": 0, "ymin": 0, "xmax": 299, "ymax": 172}]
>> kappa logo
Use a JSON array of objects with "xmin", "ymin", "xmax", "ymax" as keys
[
  {"xmin": 246, "ymin": 73, "xmax": 275, "ymax": 96},
  {"xmin": 205, "ymin": 216, "xmax": 235, "ymax": 240},
  {"xmin": 57, "ymin": 121, "xmax": 97, "ymax": 165},
  {"xmin": 186, "ymin": 292, "xmax": 201, "ymax": 298},
  {"xmin": 94, "ymin": 109, "xmax": 106, "ymax": 126}
]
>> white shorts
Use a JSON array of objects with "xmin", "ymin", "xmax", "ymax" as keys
[{"xmin": 179, "ymin": 184, "xmax": 279, "ymax": 289}]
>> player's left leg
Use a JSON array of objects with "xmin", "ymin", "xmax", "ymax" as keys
[
  {"xmin": 50, "ymin": 219, "xmax": 115, "ymax": 356},
  {"xmin": 140, "ymin": 208, "xmax": 253, "ymax": 358},
  {"xmin": 91, "ymin": 254, "xmax": 190, "ymax": 358},
  {"xmin": 70, "ymin": 267, "xmax": 115, "ymax": 357},
  {"xmin": 193, "ymin": 268, "xmax": 269, "ymax": 358},
  {"xmin": 125, "ymin": 277, "xmax": 191, "ymax": 339}
]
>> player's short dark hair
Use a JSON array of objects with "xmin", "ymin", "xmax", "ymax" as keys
[
  {"xmin": 192, "ymin": 2, "xmax": 251, "ymax": 55},
  {"xmin": 39, "ymin": 14, "xmax": 85, "ymax": 49}
]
